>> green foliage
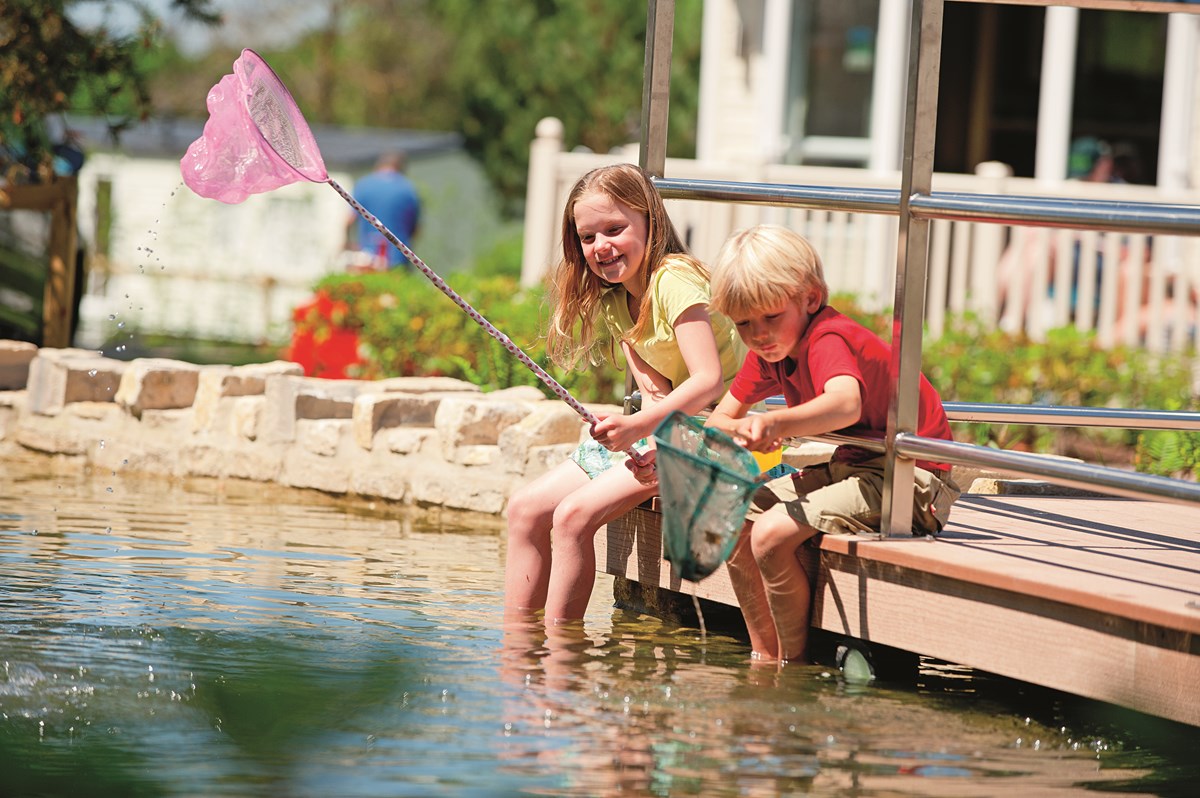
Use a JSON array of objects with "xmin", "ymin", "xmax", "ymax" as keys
[
  {"xmin": 426, "ymin": 0, "xmax": 703, "ymax": 212},
  {"xmin": 0, "ymin": 0, "xmax": 219, "ymax": 181},
  {"xmin": 830, "ymin": 294, "xmax": 1197, "ymax": 474},
  {"xmin": 154, "ymin": 1, "xmax": 704, "ymax": 215},
  {"xmin": 306, "ymin": 268, "xmax": 624, "ymax": 405}
]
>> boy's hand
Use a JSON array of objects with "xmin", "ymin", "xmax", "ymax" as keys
[{"xmin": 730, "ymin": 414, "xmax": 783, "ymax": 453}]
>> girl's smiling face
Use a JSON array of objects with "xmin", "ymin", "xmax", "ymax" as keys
[{"xmin": 573, "ymin": 190, "xmax": 648, "ymax": 294}]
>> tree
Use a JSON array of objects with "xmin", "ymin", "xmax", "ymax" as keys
[
  {"xmin": 163, "ymin": 0, "xmax": 703, "ymax": 217},
  {"xmin": 0, "ymin": 0, "xmax": 220, "ymax": 183},
  {"xmin": 427, "ymin": 0, "xmax": 703, "ymax": 214}
]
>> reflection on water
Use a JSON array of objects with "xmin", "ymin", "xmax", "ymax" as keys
[{"xmin": 1, "ymin": 453, "xmax": 1195, "ymax": 797}]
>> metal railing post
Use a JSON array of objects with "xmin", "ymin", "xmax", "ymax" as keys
[
  {"xmin": 883, "ymin": 0, "xmax": 945, "ymax": 536},
  {"xmin": 639, "ymin": 0, "xmax": 675, "ymax": 178}
]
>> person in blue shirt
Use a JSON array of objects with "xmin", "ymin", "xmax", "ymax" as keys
[{"xmin": 345, "ymin": 151, "xmax": 421, "ymax": 271}]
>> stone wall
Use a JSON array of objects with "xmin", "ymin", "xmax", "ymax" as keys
[{"xmin": 0, "ymin": 340, "xmax": 604, "ymax": 515}]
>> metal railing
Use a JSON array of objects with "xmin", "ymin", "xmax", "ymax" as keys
[{"xmin": 639, "ymin": 0, "xmax": 1200, "ymax": 534}]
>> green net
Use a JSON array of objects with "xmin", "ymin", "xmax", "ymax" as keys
[{"xmin": 653, "ymin": 412, "xmax": 762, "ymax": 581}]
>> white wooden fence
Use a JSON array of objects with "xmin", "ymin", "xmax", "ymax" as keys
[{"xmin": 522, "ymin": 117, "xmax": 1199, "ymax": 354}]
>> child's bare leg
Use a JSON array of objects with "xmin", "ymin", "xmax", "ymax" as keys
[
  {"xmin": 724, "ymin": 525, "xmax": 780, "ymax": 659},
  {"xmin": 504, "ymin": 461, "xmax": 590, "ymax": 618},
  {"xmin": 750, "ymin": 512, "xmax": 819, "ymax": 663},
  {"xmin": 543, "ymin": 466, "xmax": 656, "ymax": 623}
]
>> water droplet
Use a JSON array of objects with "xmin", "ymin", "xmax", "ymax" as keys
[
  {"xmin": 106, "ymin": 487, "xmax": 114, "ymax": 493},
  {"xmin": 88, "ymin": 369, "xmax": 98, "ymax": 377},
  {"xmin": 99, "ymin": 440, "xmax": 105, "ymax": 448}
]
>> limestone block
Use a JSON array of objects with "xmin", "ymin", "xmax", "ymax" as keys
[
  {"xmin": 377, "ymin": 426, "xmax": 436, "ymax": 455},
  {"xmin": 234, "ymin": 396, "xmax": 263, "ymax": 440},
  {"xmin": 525, "ymin": 443, "xmax": 578, "ymax": 476},
  {"xmin": 434, "ymin": 396, "xmax": 534, "ymax": 460},
  {"xmin": 349, "ymin": 466, "xmax": 410, "ymax": 502},
  {"xmin": 62, "ymin": 401, "xmax": 120, "ymax": 421},
  {"xmin": 192, "ymin": 361, "xmax": 301, "ymax": 433},
  {"xmin": 27, "ymin": 349, "xmax": 124, "ymax": 415},
  {"xmin": 261, "ymin": 375, "xmax": 370, "ymax": 444},
  {"xmin": 223, "ymin": 447, "xmax": 283, "ymax": 482},
  {"xmin": 115, "ymin": 358, "xmax": 201, "ymax": 418},
  {"xmin": 179, "ymin": 443, "xmax": 230, "ymax": 478},
  {"xmin": 497, "ymin": 403, "xmax": 586, "ymax": 474},
  {"xmin": 279, "ymin": 448, "xmax": 352, "ymax": 494},
  {"xmin": 407, "ymin": 463, "xmax": 512, "ymax": 514},
  {"xmin": 352, "ymin": 392, "xmax": 446, "ymax": 450},
  {"xmin": 14, "ymin": 415, "xmax": 88, "ymax": 455},
  {"xmin": 375, "ymin": 376, "xmax": 480, "ymax": 395},
  {"xmin": 967, "ymin": 477, "xmax": 1105, "ymax": 497},
  {"xmin": 449, "ymin": 444, "xmax": 498, "ymax": 466},
  {"xmin": 487, "ymin": 385, "xmax": 550, "ymax": 403},
  {"xmin": 0, "ymin": 340, "xmax": 37, "ymax": 390},
  {"xmin": 297, "ymin": 418, "xmax": 349, "ymax": 457},
  {"xmin": 782, "ymin": 440, "xmax": 837, "ymax": 469}
]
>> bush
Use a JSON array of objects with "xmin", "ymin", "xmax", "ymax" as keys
[
  {"xmin": 307, "ymin": 269, "xmax": 625, "ymax": 405},
  {"xmin": 291, "ymin": 284, "xmax": 1197, "ymax": 475},
  {"xmin": 833, "ymin": 295, "xmax": 1197, "ymax": 473}
]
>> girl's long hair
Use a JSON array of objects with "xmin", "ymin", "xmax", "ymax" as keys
[{"xmin": 545, "ymin": 163, "xmax": 706, "ymax": 369}]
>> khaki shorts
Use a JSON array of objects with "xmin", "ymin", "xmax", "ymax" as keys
[{"xmin": 746, "ymin": 454, "xmax": 960, "ymax": 537}]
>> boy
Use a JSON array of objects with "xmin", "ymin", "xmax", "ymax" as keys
[{"xmin": 704, "ymin": 224, "xmax": 960, "ymax": 663}]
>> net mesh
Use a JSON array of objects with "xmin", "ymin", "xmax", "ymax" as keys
[
  {"xmin": 654, "ymin": 412, "xmax": 761, "ymax": 581},
  {"xmin": 241, "ymin": 52, "xmax": 325, "ymax": 181}
]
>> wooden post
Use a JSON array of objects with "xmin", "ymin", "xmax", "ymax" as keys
[
  {"xmin": 43, "ymin": 178, "xmax": 79, "ymax": 348},
  {"xmin": 0, "ymin": 177, "xmax": 79, "ymax": 348}
]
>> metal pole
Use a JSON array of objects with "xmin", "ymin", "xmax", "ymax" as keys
[
  {"xmin": 639, "ymin": 0, "xmax": 675, "ymax": 178},
  {"xmin": 882, "ymin": 0, "xmax": 945, "ymax": 536}
]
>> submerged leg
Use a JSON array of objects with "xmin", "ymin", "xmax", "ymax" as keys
[
  {"xmin": 543, "ymin": 465, "xmax": 656, "ymax": 624},
  {"xmin": 724, "ymin": 525, "xmax": 780, "ymax": 659},
  {"xmin": 503, "ymin": 461, "xmax": 590, "ymax": 618},
  {"xmin": 749, "ymin": 512, "xmax": 819, "ymax": 663}
]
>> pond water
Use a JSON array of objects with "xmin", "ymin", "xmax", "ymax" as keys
[{"xmin": 1, "ymin": 453, "xmax": 1195, "ymax": 797}]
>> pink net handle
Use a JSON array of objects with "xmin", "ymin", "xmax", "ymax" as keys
[{"xmin": 328, "ymin": 178, "xmax": 637, "ymax": 460}]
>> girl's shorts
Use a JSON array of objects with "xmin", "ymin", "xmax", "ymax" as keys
[
  {"xmin": 746, "ymin": 454, "xmax": 960, "ymax": 536},
  {"xmin": 569, "ymin": 438, "xmax": 650, "ymax": 480}
]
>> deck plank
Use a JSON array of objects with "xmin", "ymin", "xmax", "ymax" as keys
[{"xmin": 596, "ymin": 493, "xmax": 1200, "ymax": 726}]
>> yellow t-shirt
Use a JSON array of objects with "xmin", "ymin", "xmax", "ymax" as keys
[{"xmin": 599, "ymin": 258, "xmax": 746, "ymax": 391}]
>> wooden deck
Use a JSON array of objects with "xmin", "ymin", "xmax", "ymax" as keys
[{"xmin": 597, "ymin": 487, "xmax": 1200, "ymax": 728}]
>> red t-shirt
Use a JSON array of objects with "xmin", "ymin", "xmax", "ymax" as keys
[{"xmin": 729, "ymin": 306, "xmax": 953, "ymax": 473}]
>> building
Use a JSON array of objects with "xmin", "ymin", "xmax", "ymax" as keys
[
  {"xmin": 697, "ymin": 0, "xmax": 1199, "ymax": 188},
  {"xmin": 63, "ymin": 116, "xmax": 485, "ymax": 349}
]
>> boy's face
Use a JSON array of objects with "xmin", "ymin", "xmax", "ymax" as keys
[{"xmin": 729, "ymin": 289, "xmax": 822, "ymax": 362}]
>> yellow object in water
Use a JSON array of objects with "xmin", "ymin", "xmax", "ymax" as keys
[{"xmin": 750, "ymin": 446, "xmax": 782, "ymax": 472}]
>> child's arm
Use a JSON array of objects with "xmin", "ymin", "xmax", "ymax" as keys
[
  {"xmin": 705, "ymin": 390, "xmax": 755, "ymax": 435},
  {"xmin": 592, "ymin": 305, "xmax": 727, "ymax": 452},
  {"xmin": 725, "ymin": 375, "xmax": 862, "ymax": 452}
]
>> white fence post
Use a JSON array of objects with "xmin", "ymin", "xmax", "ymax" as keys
[
  {"xmin": 521, "ymin": 117, "xmax": 565, "ymax": 288},
  {"xmin": 970, "ymin": 160, "xmax": 1012, "ymax": 326}
]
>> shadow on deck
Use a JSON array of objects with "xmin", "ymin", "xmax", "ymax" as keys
[{"xmin": 596, "ymin": 488, "xmax": 1200, "ymax": 728}]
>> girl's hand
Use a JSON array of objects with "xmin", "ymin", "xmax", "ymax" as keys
[
  {"xmin": 591, "ymin": 411, "xmax": 648, "ymax": 454},
  {"xmin": 624, "ymin": 449, "xmax": 658, "ymax": 486}
]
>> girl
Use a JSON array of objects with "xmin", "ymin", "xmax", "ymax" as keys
[{"xmin": 503, "ymin": 163, "xmax": 746, "ymax": 624}]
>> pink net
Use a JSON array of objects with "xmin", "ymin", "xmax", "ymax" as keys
[
  {"xmin": 181, "ymin": 49, "xmax": 327, "ymax": 204},
  {"xmin": 180, "ymin": 50, "xmax": 632, "ymax": 457}
]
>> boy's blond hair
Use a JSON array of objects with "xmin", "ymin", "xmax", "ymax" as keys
[{"xmin": 709, "ymin": 224, "xmax": 829, "ymax": 319}]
